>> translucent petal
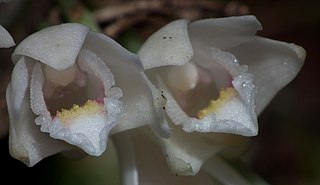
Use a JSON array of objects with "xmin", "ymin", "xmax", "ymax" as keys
[
  {"xmin": 189, "ymin": 15, "xmax": 262, "ymax": 51},
  {"xmin": 157, "ymin": 125, "xmax": 250, "ymax": 176},
  {"xmin": 30, "ymin": 63, "xmax": 52, "ymax": 131},
  {"xmin": 113, "ymin": 128, "xmax": 217, "ymax": 184},
  {"xmin": 159, "ymin": 126, "xmax": 222, "ymax": 175},
  {"xmin": 8, "ymin": 57, "xmax": 29, "ymax": 114},
  {"xmin": 0, "ymin": 24, "xmax": 15, "ymax": 48},
  {"xmin": 82, "ymin": 32, "xmax": 161, "ymax": 133},
  {"xmin": 142, "ymin": 73, "xmax": 170, "ymax": 138},
  {"xmin": 138, "ymin": 19, "xmax": 193, "ymax": 69},
  {"xmin": 229, "ymin": 36, "xmax": 306, "ymax": 114},
  {"xmin": 6, "ymin": 62, "xmax": 71, "ymax": 167},
  {"xmin": 12, "ymin": 23, "xmax": 89, "ymax": 70}
]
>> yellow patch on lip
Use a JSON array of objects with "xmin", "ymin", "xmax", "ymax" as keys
[
  {"xmin": 197, "ymin": 87, "xmax": 236, "ymax": 119},
  {"xmin": 56, "ymin": 99, "xmax": 105, "ymax": 125}
]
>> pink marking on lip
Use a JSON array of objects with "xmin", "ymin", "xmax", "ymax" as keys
[
  {"xmin": 94, "ymin": 99, "xmax": 105, "ymax": 105},
  {"xmin": 227, "ymin": 75, "xmax": 234, "ymax": 87}
]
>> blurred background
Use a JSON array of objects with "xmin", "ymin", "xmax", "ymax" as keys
[{"xmin": 0, "ymin": 0, "xmax": 319, "ymax": 185}]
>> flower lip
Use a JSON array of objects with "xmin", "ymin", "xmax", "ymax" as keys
[
  {"xmin": 29, "ymin": 48, "xmax": 123, "ymax": 156},
  {"xmin": 153, "ymin": 47, "xmax": 258, "ymax": 136},
  {"xmin": 164, "ymin": 54, "xmax": 234, "ymax": 119}
]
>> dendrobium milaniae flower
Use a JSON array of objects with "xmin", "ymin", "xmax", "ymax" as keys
[
  {"xmin": 138, "ymin": 15, "xmax": 306, "ymax": 176},
  {"xmin": 6, "ymin": 23, "xmax": 165, "ymax": 167}
]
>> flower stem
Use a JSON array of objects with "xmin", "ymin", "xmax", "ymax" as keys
[
  {"xmin": 112, "ymin": 133, "xmax": 139, "ymax": 185},
  {"xmin": 202, "ymin": 156, "xmax": 252, "ymax": 185}
]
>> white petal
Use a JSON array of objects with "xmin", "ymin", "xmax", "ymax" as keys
[
  {"xmin": 229, "ymin": 36, "xmax": 306, "ymax": 114},
  {"xmin": 114, "ymin": 128, "xmax": 217, "ymax": 184},
  {"xmin": 0, "ymin": 24, "xmax": 15, "ymax": 48},
  {"xmin": 6, "ymin": 64, "xmax": 71, "ymax": 167},
  {"xmin": 12, "ymin": 23, "xmax": 89, "ymax": 70},
  {"xmin": 83, "ymin": 31, "xmax": 144, "ymax": 72},
  {"xmin": 157, "ymin": 124, "xmax": 250, "ymax": 176},
  {"xmin": 30, "ymin": 63, "xmax": 52, "ymax": 131},
  {"xmin": 159, "ymin": 126, "xmax": 222, "ymax": 175},
  {"xmin": 82, "ymin": 32, "xmax": 161, "ymax": 133},
  {"xmin": 143, "ymin": 73, "xmax": 170, "ymax": 138},
  {"xmin": 189, "ymin": 15, "xmax": 262, "ymax": 50},
  {"xmin": 77, "ymin": 49, "xmax": 121, "ymax": 98},
  {"xmin": 8, "ymin": 57, "xmax": 30, "ymax": 113},
  {"xmin": 138, "ymin": 19, "xmax": 194, "ymax": 69}
]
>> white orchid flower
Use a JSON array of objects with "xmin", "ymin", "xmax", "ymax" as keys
[
  {"xmin": 138, "ymin": 15, "xmax": 306, "ymax": 176},
  {"xmin": 6, "ymin": 23, "xmax": 165, "ymax": 167}
]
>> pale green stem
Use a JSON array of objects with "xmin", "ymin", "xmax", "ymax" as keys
[
  {"xmin": 113, "ymin": 133, "xmax": 139, "ymax": 185},
  {"xmin": 202, "ymin": 156, "xmax": 252, "ymax": 185}
]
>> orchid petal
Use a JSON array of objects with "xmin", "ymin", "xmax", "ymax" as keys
[
  {"xmin": 114, "ymin": 128, "xmax": 217, "ymax": 184},
  {"xmin": 0, "ymin": 24, "xmax": 15, "ymax": 48},
  {"xmin": 159, "ymin": 125, "xmax": 222, "ymax": 175},
  {"xmin": 189, "ymin": 15, "xmax": 262, "ymax": 50},
  {"xmin": 82, "ymin": 32, "xmax": 164, "ymax": 134},
  {"xmin": 6, "ymin": 59, "xmax": 72, "ymax": 167},
  {"xmin": 229, "ymin": 36, "xmax": 306, "ymax": 114},
  {"xmin": 155, "ymin": 122, "xmax": 250, "ymax": 176},
  {"xmin": 8, "ymin": 57, "xmax": 29, "ymax": 113},
  {"xmin": 138, "ymin": 19, "xmax": 193, "ymax": 69},
  {"xmin": 12, "ymin": 23, "xmax": 89, "ymax": 70},
  {"xmin": 143, "ymin": 73, "xmax": 171, "ymax": 138}
]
